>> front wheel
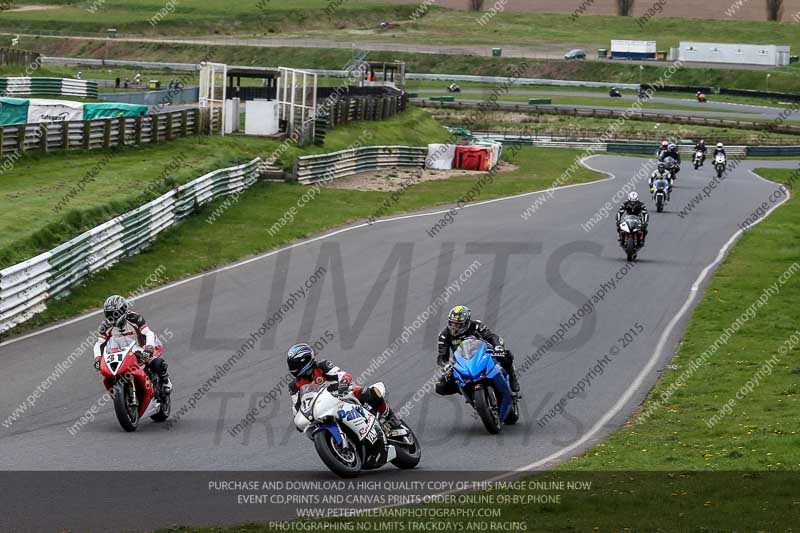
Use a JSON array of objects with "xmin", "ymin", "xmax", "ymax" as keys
[
  {"xmin": 474, "ymin": 386, "xmax": 501, "ymax": 434},
  {"xmin": 112, "ymin": 379, "xmax": 139, "ymax": 432},
  {"xmin": 656, "ymin": 196, "xmax": 664, "ymax": 213},
  {"xmin": 313, "ymin": 429, "xmax": 362, "ymax": 478},
  {"xmin": 390, "ymin": 423, "xmax": 421, "ymax": 469},
  {"xmin": 717, "ymin": 167, "xmax": 724, "ymax": 178},
  {"xmin": 625, "ymin": 235, "xmax": 637, "ymax": 262}
]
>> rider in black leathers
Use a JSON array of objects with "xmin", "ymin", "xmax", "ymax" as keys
[
  {"xmin": 435, "ymin": 305, "xmax": 520, "ymax": 395},
  {"xmin": 616, "ymin": 192, "xmax": 649, "ymax": 244}
]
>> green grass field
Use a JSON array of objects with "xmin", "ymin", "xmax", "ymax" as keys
[
  {"xmin": 4, "ymin": 1, "xmax": 800, "ymax": 54},
  {"xmin": 5, "ymin": 145, "xmax": 603, "ymax": 334},
  {"xmin": 0, "ymin": 107, "xmax": 448, "ymax": 269}
]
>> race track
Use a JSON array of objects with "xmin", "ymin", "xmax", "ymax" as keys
[{"xmin": 0, "ymin": 155, "xmax": 795, "ymax": 530}]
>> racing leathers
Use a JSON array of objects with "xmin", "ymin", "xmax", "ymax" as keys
[
  {"xmin": 92, "ymin": 312, "xmax": 171, "ymax": 393},
  {"xmin": 649, "ymin": 169, "xmax": 673, "ymax": 199},
  {"xmin": 288, "ymin": 359, "xmax": 402, "ymax": 428},
  {"xmin": 616, "ymin": 200, "xmax": 649, "ymax": 243},
  {"xmin": 435, "ymin": 320, "xmax": 520, "ymax": 394},
  {"xmin": 694, "ymin": 142, "xmax": 707, "ymax": 164}
]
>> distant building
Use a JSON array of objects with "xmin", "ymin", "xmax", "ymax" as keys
[{"xmin": 675, "ymin": 42, "xmax": 791, "ymax": 66}]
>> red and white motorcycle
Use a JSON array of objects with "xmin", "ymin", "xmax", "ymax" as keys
[{"xmin": 99, "ymin": 335, "xmax": 171, "ymax": 432}]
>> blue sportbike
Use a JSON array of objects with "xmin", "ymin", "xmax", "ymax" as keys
[{"xmin": 450, "ymin": 338, "xmax": 519, "ymax": 434}]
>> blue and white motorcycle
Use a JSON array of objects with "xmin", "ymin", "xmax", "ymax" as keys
[
  {"xmin": 449, "ymin": 338, "xmax": 519, "ymax": 434},
  {"xmin": 293, "ymin": 382, "xmax": 421, "ymax": 478}
]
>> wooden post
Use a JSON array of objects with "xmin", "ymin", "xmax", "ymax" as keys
[
  {"xmin": 0, "ymin": 127, "xmax": 4, "ymax": 159},
  {"xmin": 17, "ymin": 125, "xmax": 25, "ymax": 153},
  {"xmin": 83, "ymin": 121, "xmax": 91, "ymax": 150},
  {"xmin": 152, "ymin": 114, "xmax": 160, "ymax": 144},
  {"xmin": 181, "ymin": 110, "xmax": 188, "ymax": 137},
  {"xmin": 118, "ymin": 116, "xmax": 126, "ymax": 146},
  {"xmin": 165, "ymin": 112, "xmax": 173, "ymax": 139},
  {"xmin": 62, "ymin": 121, "xmax": 70, "ymax": 150},
  {"xmin": 103, "ymin": 119, "xmax": 111, "ymax": 149},
  {"xmin": 135, "ymin": 116, "xmax": 143, "ymax": 145},
  {"xmin": 40, "ymin": 122, "xmax": 48, "ymax": 153}
]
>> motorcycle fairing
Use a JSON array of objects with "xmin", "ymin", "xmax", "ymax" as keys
[{"xmin": 452, "ymin": 339, "xmax": 513, "ymax": 423}]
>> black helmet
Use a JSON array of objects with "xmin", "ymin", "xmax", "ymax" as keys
[
  {"xmin": 658, "ymin": 162, "xmax": 666, "ymax": 172},
  {"xmin": 287, "ymin": 343, "xmax": 315, "ymax": 379},
  {"xmin": 103, "ymin": 295, "xmax": 129, "ymax": 329},
  {"xmin": 447, "ymin": 305, "xmax": 472, "ymax": 337}
]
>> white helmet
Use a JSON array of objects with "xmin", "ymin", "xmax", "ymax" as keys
[
  {"xmin": 717, "ymin": 142, "xmax": 723, "ymax": 149},
  {"xmin": 628, "ymin": 192, "xmax": 639, "ymax": 202}
]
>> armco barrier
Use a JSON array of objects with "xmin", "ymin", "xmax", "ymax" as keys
[
  {"xmin": 415, "ymin": 99, "xmax": 800, "ymax": 135},
  {"xmin": 0, "ymin": 158, "xmax": 261, "ymax": 333},
  {"xmin": 0, "ymin": 77, "xmax": 98, "ymax": 98},
  {"xmin": 746, "ymin": 145, "xmax": 800, "ymax": 156},
  {"xmin": 0, "ymin": 109, "xmax": 200, "ymax": 157},
  {"xmin": 295, "ymin": 146, "xmax": 426, "ymax": 185},
  {"xmin": 720, "ymin": 88, "xmax": 800, "ymax": 103}
]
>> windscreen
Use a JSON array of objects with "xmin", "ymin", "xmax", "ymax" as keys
[{"xmin": 454, "ymin": 338, "xmax": 485, "ymax": 361}]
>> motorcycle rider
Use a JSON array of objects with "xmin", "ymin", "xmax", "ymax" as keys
[
  {"xmin": 616, "ymin": 192, "xmax": 649, "ymax": 244},
  {"xmin": 649, "ymin": 163, "xmax": 673, "ymax": 200},
  {"xmin": 435, "ymin": 305, "xmax": 520, "ymax": 395},
  {"xmin": 656, "ymin": 140, "xmax": 669, "ymax": 160},
  {"xmin": 92, "ymin": 295, "xmax": 172, "ymax": 394},
  {"xmin": 694, "ymin": 139, "xmax": 707, "ymax": 165},
  {"xmin": 713, "ymin": 142, "xmax": 726, "ymax": 158},
  {"xmin": 287, "ymin": 343, "xmax": 403, "ymax": 430}
]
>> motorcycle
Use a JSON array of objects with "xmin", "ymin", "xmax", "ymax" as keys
[
  {"xmin": 693, "ymin": 150, "xmax": 704, "ymax": 169},
  {"xmin": 618, "ymin": 214, "xmax": 644, "ymax": 261},
  {"xmin": 652, "ymin": 177, "xmax": 670, "ymax": 213},
  {"xmin": 99, "ymin": 335, "xmax": 170, "ymax": 432},
  {"xmin": 449, "ymin": 338, "xmax": 519, "ymax": 435},
  {"xmin": 714, "ymin": 154, "xmax": 727, "ymax": 178},
  {"xmin": 609, "ymin": 88, "xmax": 622, "ymax": 98},
  {"xmin": 293, "ymin": 382, "xmax": 421, "ymax": 478},
  {"xmin": 664, "ymin": 156, "xmax": 679, "ymax": 182},
  {"xmin": 697, "ymin": 92, "xmax": 707, "ymax": 102}
]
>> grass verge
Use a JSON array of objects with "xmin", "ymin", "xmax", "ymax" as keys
[
  {"xmin": 4, "ymin": 146, "xmax": 602, "ymax": 336},
  {"xmin": 0, "ymin": 107, "xmax": 447, "ymax": 268}
]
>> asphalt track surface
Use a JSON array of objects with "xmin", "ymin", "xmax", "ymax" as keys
[
  {"xmin": 415, "ymin": 89, "xmax": 799, "ymax": 121},
  {"xmin": 0, "ymin": 155, "xmax": 796, "ymax": 531}
]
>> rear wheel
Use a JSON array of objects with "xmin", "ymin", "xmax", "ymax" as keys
[
  {"xmin": 112, "ymin": 380, "xmax": 139, "ymax": 432},
  {"xmin": 313, "ymin": 430, "xmax": 362, "ymax": 478},
  {"xmin": 625, "ymin": 236, "xmax": 637, "ymax": 262},
  {"xmin": 390, "ymin": 423, "xmax": 421, "ymax": 469},
  {"xmin": 474, "ymin": 387, "xmax": 501, "ymax": 434}
]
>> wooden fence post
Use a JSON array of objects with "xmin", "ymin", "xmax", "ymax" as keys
[
  {"xmin": 181, "ymin": 110, "xmax": 188, "ymax": 137},
  {"xmin": 62, "ymin": 121, "xmax": 70, "ymax": 150},
  {"xmin": 40, "ymin": 122, "xmax": 48, "ymax": 153},
  {"xmin": 118, "ymin": 116, "xmax": 126, "ymax": 146},
  {"xmin": 83, "ymin": 121, "xmax": 91, "ymax": 150},
  {"xmin": 17, "ymin": 125, "xmax": 25, "ymax": 153},
  {"xmin": 165, "ymin": 112, "xmax": 173, "ymax": 139},
  {"xmin": 135, "ymin": 116, "xmax": 143, "ymax": 145},
  {"xmin": 0, "ymin": 127, "xmax": 4, "ymax": 159},
  {"xmin": 103, "ymin": 119, "xmax": 111, "ymax": 149},
  {"xmin": 152, "ymin": 114, "xmax": 160, "ymax": 144}
]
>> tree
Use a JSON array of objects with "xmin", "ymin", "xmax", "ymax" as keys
[
  {"xmin": 617, "ymin": 0, "xmax": 634, "ymax": 16},
  {"xmin": 470, "ymin": 0, "xmax": 485, "ymax": 11},
  {"xmin": 766, "ymin": 0, "xmax": 783, "ymax": 20}
]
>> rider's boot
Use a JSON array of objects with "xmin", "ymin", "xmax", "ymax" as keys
[
  {"xmin": 382, "ymin": 408, "xmax": 403, "ymax": 430},
  {"xmin": 159, "ymin": 372, "xmax": 172, "ymax": 394},
  {"xmin": 508, "ymin": 364, "xmax": 521, "ymax": 394}
]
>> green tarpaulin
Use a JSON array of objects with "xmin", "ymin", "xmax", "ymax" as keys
[
  {"xmin": 0, "ymin": 97, "xmax": 30, "ymax": 126},
  {"xmin": 83, "ymin": 103, "xmax": 148, "ymax": 120}
]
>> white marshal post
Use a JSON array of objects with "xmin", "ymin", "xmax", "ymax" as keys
[{"xmin": 199, "ymin": 62, "xmax": 228, "ymax": 135}]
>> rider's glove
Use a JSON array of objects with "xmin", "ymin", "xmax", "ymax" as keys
[
  {"xmin": 94, "ymin": 358, "xmax": 101, "ymax": 371},
  {"xmin": 338, "ymin": 378, "xmax": 352, "ymax": 396},
  {"xmin": 493, "ymin": 345, "xmax": 505, "ymax": 355}
]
